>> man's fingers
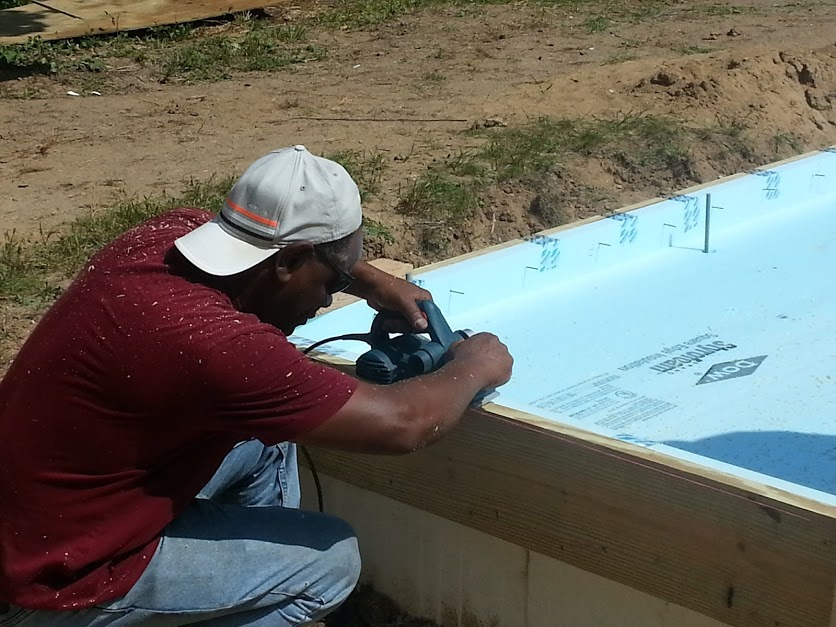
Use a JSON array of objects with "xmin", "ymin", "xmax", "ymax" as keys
[{"xmin": 406, "ymin": 302, "xmax": 428, "ymax": 331}]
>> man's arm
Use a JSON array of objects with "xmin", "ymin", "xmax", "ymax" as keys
[
  {"xmin": 294, "ymin": 333, "xmax": 512, "ymax": 454},
  {"xmin": 346, "ymin": 261, "xmax": 431, "ymax": 331}
]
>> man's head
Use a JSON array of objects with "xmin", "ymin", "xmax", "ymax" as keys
[{"xmin": 174, "ymin": 145, "xmax": 364, "ymax": 333}]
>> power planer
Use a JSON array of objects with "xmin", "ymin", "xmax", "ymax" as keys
[{"xmin": 303, "ymin": 300, "xmax": 497, "ymax": 407}]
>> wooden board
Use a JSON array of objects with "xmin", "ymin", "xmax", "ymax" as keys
[{"xmin": 0, "ymin": 0, "xmax": 277, "ymax": 45}]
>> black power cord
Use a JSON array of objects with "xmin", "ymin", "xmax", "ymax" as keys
[
  {"xmin": 300, "ymin": 444, "xmax": 324, "ymax": 513},
  {"xmin": 300, "ymin": 337, "xmax": 359, "ymax": 513}
]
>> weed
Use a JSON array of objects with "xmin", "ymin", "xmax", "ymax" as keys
[
  {"xmin": 772, "ymin": 132, "xmax": 803, "ymax": 153},
  {"xmin": 584, "ymin": 15, "xmax": 611, "ymax": 32},
  {"xmin": 0, "ymin": 38, "xmax": 59, "ymax": 75},
  {"xmin": 363, "ymin": 218, "xmax": 395, "ymax": 243},
  {"xmin": 397, "ymin": 171, "xmax": 481, "ymax": 225},
  {"xmin": 675, "ymin": 45, "xmax": 713, "ymax": 55},
  {"xmin": 327, "ymin": 150, "xmax": 388, "ymax": 200},
  {"xmin": 421, "ymin": 71, "xmax": 446, "ymax": 84},
  {"xmin": 444, "ymin": 150, "xmax": 487, "ymax": 178},
  {"xmin": 605, "ymin": 52, "xmax": 639, "ymax": 64},
  {"xmin": 685, "ymin": 4, "xmax": 748, "ymax": 17}
]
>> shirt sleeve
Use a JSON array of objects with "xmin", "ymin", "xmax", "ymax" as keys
[{"xmin": 199, "ymin": 327, "xmax": 359, "ymax": 445}]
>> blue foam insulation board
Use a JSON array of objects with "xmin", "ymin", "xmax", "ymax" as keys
[{"xmin": 291, "ymin": 148, "xmax": 836, "ymax": 507}]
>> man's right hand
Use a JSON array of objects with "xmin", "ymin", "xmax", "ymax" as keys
[
  {"xmin": 297, "ymin": 332, "xmax": 514, "ymax": 454},
  {"xmin": 446, "ymin": 332, "xmax": 513, "ymax": 390}
]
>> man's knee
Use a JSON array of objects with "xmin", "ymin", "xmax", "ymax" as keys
[{"xmin": 307, "ymin": 517, "xmax": 361, "ymax": 613}]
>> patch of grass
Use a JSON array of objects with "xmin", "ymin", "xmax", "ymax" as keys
[
  {"xmin": 421, "ymin": 71, "xmax": 446, "ymax": 84},
  {"xmin": 397, "ymin": 170, "xmax": 482, "ymax": 224},
  {"xmin": 685, "ymin": 3, "xmax": 749, "ymax": 17},
  {"xmin": 695, "ymin": 118, "xmax": 754, "ymax": 162},
  {"xmin": 444, "ymin": 150, "xmax": 488, "ymax": 178},
  {"xmin": 363, "ymin": 218, "xmax": 395, "ymax": 243},
  {"xmin": 605, "ymin": 52, "xmax": 639, "ymax": 64},
  {"xmin": 319, "ymin": 0, "xmax": 426, "ymax": 28},
  {"xmin": 772, "ymin": 132, "xmax": 803, "ymax": 153},
  {"xmin": 1, "ymin": 16, "xmax": 323, "ymax": 84},
  {"xmin": 0, "ymin": 0, "xmax": 27, "ymax": 8},
  {"xmin": 157, "ymin": 26, "xmax": 325, "ymax": 82},
  {"xmin": 626, "ymin": 2, "xmax": 667, "ymax": 21},
  {"xmin": 0, "ymin": 178, "xmax": 233, "ymax": 306},
  {"xmin": 675, "ymin": 45, "xmax": 713, "ymax": 55},
  {"xmin": 327, "ymin": 150, "xmax": 388, "ymax": 200},
  {"xmin": 584, "ymin": 15, "xmax": 611, "ymax": 32}
]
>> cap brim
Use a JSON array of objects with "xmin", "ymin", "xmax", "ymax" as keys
[{"xmin": 174, "ymin": 218, "xmax": 279, "ymax": 276}]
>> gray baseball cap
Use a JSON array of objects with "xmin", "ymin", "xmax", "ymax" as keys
[{"xmin": 175, "ymin": 145, "xmax": 362, "ymax": 276}]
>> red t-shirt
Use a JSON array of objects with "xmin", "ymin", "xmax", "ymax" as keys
[{"xmin": 0, "ymin": 208, "xmax": 357, "ymax": 610}]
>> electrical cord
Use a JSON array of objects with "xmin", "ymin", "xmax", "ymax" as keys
[
  {"xmin": 299, "ymin": 337, "xmax": 360, "ymax": 513},
  {"xmin": 300, "ymin": 444, "xmax": 324, "ymax": 513}
]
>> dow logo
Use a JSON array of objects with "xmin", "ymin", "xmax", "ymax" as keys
[{"xmin": 696, "ymin": 356, "xmax": 767, "ymax": 385}]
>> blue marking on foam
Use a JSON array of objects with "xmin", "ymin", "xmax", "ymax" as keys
[{"xmin": 296, "ymin": 150, "xmax": 836, "ymax": 506}]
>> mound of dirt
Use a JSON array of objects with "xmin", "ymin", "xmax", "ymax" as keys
[
  {"xmin": 634, "ymin": 43, "xmax": 836, "ymax": 139},
  {"xmin": 370, "ymin": 43, "xmax": 836, "ymax": 266}
]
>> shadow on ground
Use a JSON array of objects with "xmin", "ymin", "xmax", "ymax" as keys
[
  {"xmin": 326, "ymin": 585, "xmax": 439, "ymax": 627},
  {"xmin": 0, "ymin": 5, "xmax": 49, "ymax": 40}
]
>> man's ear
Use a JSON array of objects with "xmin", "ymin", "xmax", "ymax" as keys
[{"xmin": 273, "ymin": 241, "xmax": 315, "ymax": 285}]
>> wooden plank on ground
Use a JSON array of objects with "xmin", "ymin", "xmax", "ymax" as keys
[{"xmin": 0, "ymin": 0, "xmax": 277, "ymax": 45}]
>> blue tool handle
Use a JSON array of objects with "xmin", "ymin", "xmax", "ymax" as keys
[
  {"xmin": 417, "ymin": 300, "xmax": 459, "ymax": 350},
  {"xmin": 416, "ymin": 300, "xmax": 499, "ymax": 407}
]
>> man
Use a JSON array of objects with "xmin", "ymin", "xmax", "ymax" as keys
[{"xmin": 0, "ymin": 145, "xmax": 513, "ymax": 626}]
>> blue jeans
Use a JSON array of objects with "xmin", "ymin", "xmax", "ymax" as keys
[{"xmin": 1, "ymin": 441, "xmax": 361, "ymax": 626}]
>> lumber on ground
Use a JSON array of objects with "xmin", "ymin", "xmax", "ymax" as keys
[{"xmin": 0, "ymin": 0, "xmax": 278, "ymax": 45}]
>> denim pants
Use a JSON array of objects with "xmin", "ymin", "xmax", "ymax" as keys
[{"xmin": 0, "ymin": 441, "xmax": 361, "ymax": 626}]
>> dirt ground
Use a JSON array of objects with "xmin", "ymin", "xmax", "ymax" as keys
[
  {"xmin": 2, "ymin": 0, "xmax": 836, "ymax": 247},
  {"xmin": 1, "ymin": 0, "xmax": 836, "ymax": 623}
]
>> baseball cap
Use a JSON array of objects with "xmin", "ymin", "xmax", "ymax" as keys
[{"xmin": 175, "ymin": 145, "xmax": 362, "ymax": 276}]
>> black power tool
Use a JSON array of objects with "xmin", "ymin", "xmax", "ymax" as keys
[{"xmin": 303, "ymin": 300, "xmax": 496, "ymax": 406}]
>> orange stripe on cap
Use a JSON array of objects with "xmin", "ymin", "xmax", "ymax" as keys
[{"xmin": 225, "ymin": 197, "xmax": 278, "ymax": 228}]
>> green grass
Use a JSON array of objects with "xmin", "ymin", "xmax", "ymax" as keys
[
  {"xmin": 421, "ymin": 71, "xmax": 446, "ymax": 84},
  {"xmin": 0, "ymin": 0, "xmax": 26, "ymax": 8},
  {"xmin": 327, "ymin": 150, "xmax": 388, "ymax": 200},
  {"xmin": 157, "ymin": 25, "xmax": 325, "ymax": 82},
  {"xmin": 0, "ymin": 18, "xmax": 324, "ymax": 83},
  {"xmin": 584, "ymin": 15, "xmax": 611, "ymax": 32},
  {"xmin": 0, "ymin": 178, "xmax": 233, "ymax": 306},
  {"xmin": 363, "ymin": 218, "xmax": 395, "ymax": 243}
]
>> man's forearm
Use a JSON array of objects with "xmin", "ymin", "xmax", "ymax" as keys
[
  {"xmin": 382, "ymin": 359, "xmax": 487, "ymax": 451},
  {"xmin": 345, "ymin": 260, "xmax": 391, "ymax": 301}
]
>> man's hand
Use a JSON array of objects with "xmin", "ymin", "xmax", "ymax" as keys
[
  {"xmin": 446, "ymin": 332, "xmax": 514, "ymax": 389},
  {"xmin": 348, "ymin": 261, "xmax": 432, "ymax": 331}
]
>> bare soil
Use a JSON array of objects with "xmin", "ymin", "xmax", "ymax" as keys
[{"xmin": 2, "ymin": 0, "xmax": 835, "ymax": 249}]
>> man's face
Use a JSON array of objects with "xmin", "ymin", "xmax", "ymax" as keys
[{"xmin": 261, "ymin": 229, "xmax": 364, "ymax": 334}]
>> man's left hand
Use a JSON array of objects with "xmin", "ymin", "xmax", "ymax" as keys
[{"xmin": 349, "ymin": 261, "xmax": 432, "ymax": 331}]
